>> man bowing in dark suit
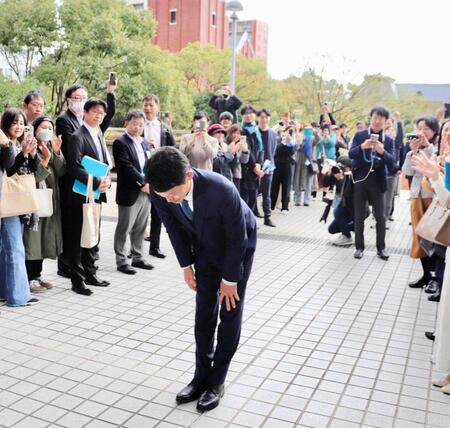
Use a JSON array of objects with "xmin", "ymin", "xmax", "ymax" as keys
[
  {"xmin": 63, "ymin": 98, "xmax": 111, "ymax": 296},
  {"xmin": 146, "ymin": 147, "xmax": 257, "ymax": 412}
]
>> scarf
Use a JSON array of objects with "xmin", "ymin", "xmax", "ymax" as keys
[{"xmin": 242, "ymin": 121, "xmax": 264, "ymax": 155}]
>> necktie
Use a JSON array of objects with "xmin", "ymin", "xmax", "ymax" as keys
[{"xmin": 180, "ymin": 199, "xmax": 193, "ymax": 222}]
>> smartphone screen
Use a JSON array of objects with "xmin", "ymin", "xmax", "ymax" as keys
[{"xmin": 109, "ymin": 72, "xmax": 117, "ymax": 85}]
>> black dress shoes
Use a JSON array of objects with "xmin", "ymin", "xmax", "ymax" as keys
[
  {"xmin": 424, "ymin": 279, "xmax": 439, "ymax": 294},
  {"xmin": 264, "ymin": 218, "xmax": 276, "ymax": 227},
  {"xmin": 117, "ymin": 265, "xmax": 136, "ymax": 275},
  {"xmin": 354, "ymin": 249, "xmax": 364, "ymax": 259},
  {"xmin": 428, "ymin": 292, "xmax": 441, "ymax": 302},
  {"xmin": 149, "ymin": 248, "xmax": 166, "ymax": 259},
  {"xmin": 131, "ymin": 260, "xmax": 154, "ymax": 270},
  {"xmin": 176, "ymin": 380, "xmax": 206, "ymax": 404},
  {"xmin": 72, "ymin": 282, "xmax": 93, "ymax": 296},
  {"xmin": 408, "ymin": 276, "xmax": 429, "ymax": 288},
  {"xmin": 197, "ymin": 385, "xmax": 224, "ymax": 412},
  {"xmin": 425, "ymin": 331, "xmax": 435, "ymax": 341},
  {"xmin": 85, "ymin": 275, "xmax": 110, "ymax": 287},
  {"xmin": 377, "ymin": 250, "xmax": 390, "ymax": 261}
]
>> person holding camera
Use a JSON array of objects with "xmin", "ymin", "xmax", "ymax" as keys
[
  {"xmin": 179, "ymin": 112, "xmax": 218, "ymax": 171},
  {"xmin": 293, "ymin": 125, "xmax": 316, "ymax": 206},
  {"xmin": 323, "ymin": 157, "xmax": 355, "ymax": 246},
  {"xmin": 271, "ymin": 125, "xmax": 296, "ymax": 214},
  {"xmin": 403, "ymin": 116, "xmax": 440, "ymax": 292},
  {"xmin": 209, "ymin": 85, "xmax": 242, "ymax": 124},
  {"xmin": 349, "ymin": 107, "xmax": 395, "ymax": 260},
  {"xmin": 0, "ymin": 109, "xmax": 38, "ymax": 306}
]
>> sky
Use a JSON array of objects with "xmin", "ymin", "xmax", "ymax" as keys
[{"xmin": 237, "ymin": 0, "xmax": 449, "ymax": 84}]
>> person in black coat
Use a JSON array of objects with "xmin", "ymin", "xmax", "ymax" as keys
[
  {"xmin": 142, "ymin": 94, "xmax": 175, "ymax": 259},
  {"xmin": 208, "ymin": 85, "xmax": 242, "ymax": 124},
  {"xmin": 56, "ymin": 83, "xmax": 116, "ymax": 277},
  {"xmin": 63, "ymin": 99, "xmax": 112, "ymax": 296},
  {"xmin": 113, "ymin": 110, "xmax": 154, "ymax": 275}
]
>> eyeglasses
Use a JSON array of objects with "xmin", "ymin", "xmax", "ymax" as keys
[
  {"xmin": 70, "ymin": 96, "xmax": 88, "ymax": 102},
  {"xmin": 29, "ymin": 102, "xmax": 44, "ymax": 108}
]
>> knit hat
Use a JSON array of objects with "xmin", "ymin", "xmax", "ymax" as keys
[
  {"xmin": 208, "ymin": 123, "xmax": 226, "ymax": 136},
  {"xmin": 32, "ymin": 115, "xmax": 55, "ymax": 133},
  {"xmin": 219, "ymin": 111, "xmax": 233, "ymax": 121}
]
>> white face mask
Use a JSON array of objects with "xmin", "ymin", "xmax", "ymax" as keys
[
  {"xmin": 69, "ymin": 100, "xmax": 85, "ymax": 115},
  {"xmin": 36, "ymin": 129, "xmax": 53, "ymax": 142}
]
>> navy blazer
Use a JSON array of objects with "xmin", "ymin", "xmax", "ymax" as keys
[
  {"xmin": 349, "ymin": 129, "xmax": 395, "ymax": 193},
  {"xmin": 113, "ymin": 133, "xmax": 148, "ymax": 206},
  {"xmin": 150, "ymin": 169, "xmax": 257, "ymax": 283},
  {"xmin": 65, "ymin": 125, "xmax": 110, "ymax": 206},
  {"xmin": 261, "ymin": 128, "xmax": 277, "ymax": 172}
]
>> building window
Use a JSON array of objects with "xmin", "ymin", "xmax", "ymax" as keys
[
  {"xmin": 212, "ymin": 12, "xmax": 216, "ymax": 26},
  {"xmin": 170, "ymin": 9, "xmax": 177, "ymax": 25}
]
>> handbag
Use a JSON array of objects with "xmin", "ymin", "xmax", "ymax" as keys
[
  {"xmin": 415, "ymin": 198, "xmax": 450, "ymax": 246},
  {"xmin": 36, "ymin": 180, "xmax": 53, "ymax": 218},
  {"xmin": 80, "ymin": 174, "xmax": 101, "ymax": 249},
  {"xmin": 0, "ymin": 173, "xmax": 39, "ymax": 218},
  {"xmin": 307, "ymin": 159, "xmax": 318, "ymax": 174}
]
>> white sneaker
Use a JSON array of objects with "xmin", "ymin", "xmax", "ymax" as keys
[
  {"xmin": 29, "ymin": 280, "xmax": 47, "ymax": 294},
  {"xmin": 332, "ymin": 234, "xmax": 353, "ymax": 247},
  {"xmin": 281, "ymin": 210, "xmax": 289, "ymax": 215}
]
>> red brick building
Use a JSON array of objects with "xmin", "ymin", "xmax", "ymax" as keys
[{"xmin": 147, "ymin": 0, "xmax": 229, "ymax": 52}]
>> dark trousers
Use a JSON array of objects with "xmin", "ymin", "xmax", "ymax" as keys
[
  {"xmin": 328, "ymin": 206, "xmax": 354, "ymax": 237},
  {"xmin": 240, "ymin": 188, "xmax": 257, "ymax": 212},
  {"xmin": 150, "ymin": 203, "xmax": 162, "ymax": 251},
  {"xmin": 354, "ymin": 178, "xmax": 386, "ymax": 251},
  {"xmin": 194, "ymin": 247, "xmax": 255, "ymax": 387},
  {"xmin": 260, "ymin": 174, "xmax": 272, "ymax": 219},
  {"xmin": 271, "ymin": 163, "xmax": 291, "ymax": 210},
  {"xmin": 62, "ymin": 202, "xmax": 98, "ymax": 285},
  {"xmin": 25, "ymin": 259, "xmax": 43, "ymax": 281}
]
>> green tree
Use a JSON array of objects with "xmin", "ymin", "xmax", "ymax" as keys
[{"xmin": 0, "ymin": 0, "xmax": 57, "ymax": 81}]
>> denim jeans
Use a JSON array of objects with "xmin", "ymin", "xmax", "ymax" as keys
[
  {"xmin": 328, "ymin": 205, "xmax": 354, "ymax": 238},
  {"xmin": 0, "ymin": 216, "xmax": 31, "ymax": 306}
]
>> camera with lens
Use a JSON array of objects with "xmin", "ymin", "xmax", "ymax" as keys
[{"xmin": 331, "ymin": 163, "xmax": 344, "ymax": 175}]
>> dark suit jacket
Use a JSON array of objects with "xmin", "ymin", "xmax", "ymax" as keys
[
  {"xmin": 151, "ymin": 169, "xmax": 257, "ymax": 283},
  {"xmin": 113, "ymin": 133, "xmax": 148, "ymax": 206},
  {"xmin": 261, "ymin": 128, "xmax": 277, "ymax": 172},
  {"xmin": 208, "ymin": 94, "xmax": 242, "ymax": 123},
  {"xmin": 56, "ymin": 93, "xmax": 116, "ymax": 159},
  {"xmin": 349, "ymin": 129, "xmax": 395, "ymax": 193},
  {"xmin": 65, "ymin": 125, "xmax": 110, "ymax": 206}
]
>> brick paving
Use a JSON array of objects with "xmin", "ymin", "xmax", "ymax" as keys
[{"xmin": 1, "ymin": 190, "xmax": 448, "ymax": 428}]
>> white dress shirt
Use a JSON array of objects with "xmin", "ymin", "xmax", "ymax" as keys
[
  {"xmin": 126, "ymin": 132, "xmax": 146, "ymax": 173},
  {"xmin": 145, "ymin": 118, "xmax": 161, "ymax": 149},
  {"xmin": 83, "ymin": 122, "xmax": 104, "ymax": 163}
]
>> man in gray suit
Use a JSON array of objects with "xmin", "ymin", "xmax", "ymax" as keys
[{"xmin": 257, "ymin": 109, "xmax": 277, "ymax": 227}]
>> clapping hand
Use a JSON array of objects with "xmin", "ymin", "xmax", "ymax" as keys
[
  {"xmin": 21, "ymin": 138, "xmax": 37, "ymax": 155},
  {"xmin": 52, "ymin": 135, "xmax": 62, "ymax": 155},
  {"xmin": 39, "ymin": 141, "xmax": 52, "ymax": 167},
  {"xmin": 411, "ymin": 151, "xmax": 441, "ymax": 181},
  {"xmin": 0, "ymin": 129, "xmax": 9, "ymax": 147}
]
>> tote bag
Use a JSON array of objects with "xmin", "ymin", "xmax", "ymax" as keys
[
  {"xmin": 0, "ymin": 173, "xmax": 39, "ymax": 218},
  {"xmin": 80, "ymin": 174, "xmax": 101, "ymax": 249},
  {"xmin": 415, "ymin": 198, "xmax": 450, "ymax": 246},
  {"xmin": 36, "ymin": 180, "xmax": 53, "ymax": 218}
]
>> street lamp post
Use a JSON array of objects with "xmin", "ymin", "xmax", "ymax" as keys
[{"xmin": 226, "ymin": 1, "xmax": 243, "ymax": 93}]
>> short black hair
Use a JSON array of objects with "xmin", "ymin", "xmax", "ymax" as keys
[
  {"xmin": 321, "ymin": 124, "xmax": 330, "ymax": 131},
  {"xmin": 369, "ymin": 106, "xmax": 390, "ymax": 120},
  {"xmin": 339, "ymin": 123, "xmax": 347, "ymax": 129},
  {"xmin": 142, "ymin": 94, "xmax": 160, "ymax": 105},
  {"xmin": 84, "ymin": 98, "xmax": 107, "ymax": 113},
  {"xmin": 0, "ymin": 107, "xmax": 27, "ymax": 141},
  {"xmin": 241, "ymin": 105, "xmax": 256, "ymax": 115},
  {"xmin": 145, "ymin": 147, "xmax": 190, "ymax": 193},
  {"xmin": 193, "ymin": 111, "xmax": 209, "ymax": 121},
  {"xmin": 416, "ymin": 115, "xmax": 440, "ymax": 136},
  {"xmin": 23, "ymin": 90, "xmax": 45, "ymax": 105},
  {"xmin": 311, "ymin": 122, "xmax": 319, "ymax": 128},
  {"xmin": 124, "ymin": 109, "xmax": 146, "ymax": 122},
  {"xmin": 257, "ymin": 108, "xmax": 271, "ymax": 117},
  {"xmin": 64, "ymin": 83, "xmax": 87, "ymax": 101}
]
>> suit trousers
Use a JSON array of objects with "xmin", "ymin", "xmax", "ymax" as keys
[
  {"xmin": 384, "ymin": 174, "xmax": 399, "ymax": 220},
  {"xmin": 149, "ymin": 203, "xmax": 162, "ymax": 251},
  {"xmin": 259, "ymin": 174, "xmax": 273, "ymax": 219},
  {"xmin": 114, "ymin": 193, "xmax": 150, "ymax": 266},
  {"xmin": 271, "ymin": 163, "xmax": 292, "ymax": 211},
  {"xmin": 62, "ymin": 202, "xmax": 99, "ymax": 285},
  {"xmin": 193, "ymin": 248, "xmax": 255, "ymax": 387},
  {"xmin": 354, "ymin": 176, "xmax": 386, "ymax": 252}
]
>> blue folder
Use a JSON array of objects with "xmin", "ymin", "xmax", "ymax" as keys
[{"xmin": 72, "ymin": 156, "xmax": 109, "ymax": 200}]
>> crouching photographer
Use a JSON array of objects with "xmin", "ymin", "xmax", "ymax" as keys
[{"xmin": 323, "ymin": 157, "xmax": 355, "ymax": 247}]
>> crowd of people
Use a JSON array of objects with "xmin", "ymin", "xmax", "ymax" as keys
[{"xmin": 1, "ymin": 81, "xmax": 450, "ymax": 400}]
